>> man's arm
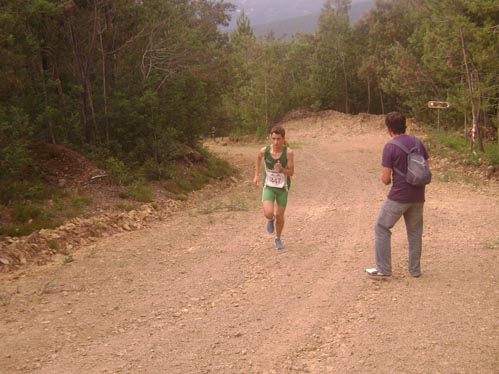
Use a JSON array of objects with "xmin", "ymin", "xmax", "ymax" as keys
[
  {"xmin": 281, "ymin": 148, "xmax": 294, "ymax": 176},
  {"xmin": 381, "ymin": 166, "xmax": 392, "ymax": 185},
  {"xmin": 253, "ymin": 147, "xmax": 265, "ymax": 186}
]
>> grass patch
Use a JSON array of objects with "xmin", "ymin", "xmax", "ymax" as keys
[
  {"xmin": 484, "ymin": 143, "xmax": 499, "ymax": 165},
  {"xmin": 197, "ymin": 201, "xmax": 222, "ymax": 215},
  {"xmin": 0, "ymin": 188, "xmax": 94, "ymax": 238},
  {"xmin": 225, "ymin": 197, "xmax": 249, "ymax": 212},
  {"xmin": 0, "ymin": 180, "xmax": 55, "ymax": 205},
  {"xmin": 196, "ymin": 196, "xmax": 249, "ymax": 215},
  {"xmin": 127, "ymin": 184, "xmax": 154, "ymax": 203},
  {"xmin": 63, "ymin": 254, "xmax": 74, "ymax": 264},
  {"xmin": 288, "ymin": 141, "xmax": 302, "ymax": 149},
  {"xmin": 161, "ymin": 150, "xmax": 237, "ymax": 196},
  {"xmin": 484, "ymin": 237, "xmax": 499, "ymax": 250},
  {"xmin": 428, "ymin": 130, "xmax": 499, "ymax": 167},
  {"xmin": 436, "ymin": 133, "xmax": 469, "ymax": 153}
]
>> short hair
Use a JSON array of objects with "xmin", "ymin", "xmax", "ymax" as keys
[
  {"xmin": 270, "ymin": 125, "xmax": 285, "ymax": 138},
  {"xmin": 385, "ymin": 112, "xmax": 406, "ymax": 134}
]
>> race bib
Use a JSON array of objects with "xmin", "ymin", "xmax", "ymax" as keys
[{"xmin": 266, "ymin": 170, "xmax": 286, "ymax": 188}]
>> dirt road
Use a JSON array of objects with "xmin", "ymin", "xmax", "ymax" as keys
[{"xmin": 1, "ymin": 112, "xmax": 498, "ymax": 373}]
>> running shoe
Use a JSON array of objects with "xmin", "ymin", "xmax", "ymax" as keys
[
  {"xmin": 365, "ymin": 268, "xmax": 390, "ymax": 276},
  {"xmin": 275, "ymin": 238, "xmax": 284, "ymax": 250},
  {"xmin": 266, "ymin": 217, "xmax": 275, "ymax": 234}
]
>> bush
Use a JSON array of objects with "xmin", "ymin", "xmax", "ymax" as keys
[
  {"xmin": 484, "ymin": 143, "xmax": 499, "ymax": 165},
  {"xmin": 13, "ymin": 204, "xmax": 45, "ymax": 223},
  {"xmin": 437, "ymin": 133, "xmax": 468, "ymax": 153},
  {"xmin": 126, "ymin": 183, "xmax": 154, "ymax": 202},
  {"xmin": 0, "ymin": 203, "xmax": 58, "ymax": 237},
  {"xmin": 104, "ymin": 157, "xmax": 132, "ymax": 184},
  {"xmin": 0, "ymin": 180, "xmax": 53, "ymax": 205}
]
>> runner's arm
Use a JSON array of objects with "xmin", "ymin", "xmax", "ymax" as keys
[
  {"xmin": 279, "ymin": 148, "xmax": 294, "ymax": 177},
  {"xmin": 253, "ymin": 147, "xmax": 265, "ymax": 186}
]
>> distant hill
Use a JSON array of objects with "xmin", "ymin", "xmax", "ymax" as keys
[
  {"xmin": 229, "ymin": 0, "xmax": 371, "ymax": 25},
  {"xmin": 251, "ymin": 1, "xmax": 374, "ymax": 39}
]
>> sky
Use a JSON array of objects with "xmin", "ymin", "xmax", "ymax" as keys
[{"xmin": 228, "ymin": 0, "xmax": 367, "ymax": 26}]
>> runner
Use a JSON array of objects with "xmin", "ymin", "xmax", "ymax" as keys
[{"xmin": 253, "ymin": 125, "xmax": 295, "ymax": 249}]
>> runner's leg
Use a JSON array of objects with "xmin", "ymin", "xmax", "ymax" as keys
[
  {"xmin": 275, "ymin": 204, "xmax": 286, "ymax": 239},
  {"xmin": 274, "ymin": 188, "xmax": 288, "ymax": 240},
  {"xmin": 263, "ymin": 199, "xmax": 275, "ymax": 221}
]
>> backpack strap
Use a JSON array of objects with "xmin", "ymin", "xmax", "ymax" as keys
[
  {"xmin": 388, "ymin": 138, "xmax": 411, "ymax": 177},
  {"xmin": 388, "ymin": 138, "xmax": 410, "ymax": 154}
]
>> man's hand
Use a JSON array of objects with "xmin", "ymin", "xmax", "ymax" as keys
[
  {"xmin": 381, "ymin": 167, "xmax": 392, "ymax": 185},
  {"xmin": 253, "ymin": 175, "xmax": 259, "ymax": 187}
]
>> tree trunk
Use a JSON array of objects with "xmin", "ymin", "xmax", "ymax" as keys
[
  {"xmin": 460, "ymin": 29, "xmax": 479, "ymax": 153},
  {"xmin": 341, "ymin": 55, "xmax": 349, "ymax": 114},
  {"xmin": 464, "ymin": 111, "xmax": 468, "ymax": 141},
  {"xmin": 367, "ymin": 76, "xmax": 371, "ymax": 114},
  {"xmin": 39, "ymin": 51, "xmax": 56, "ymax": 145},
  {"xmin": 64, "ymin": 1, "xmax": 95, "ymax": 144},
  {"xmin": 101, "ymin": 0, "xmax": 114, "ymax": 146},
  {"xmin": 379, "ymin": 90, "xmax": 384, "ymax": 115}
]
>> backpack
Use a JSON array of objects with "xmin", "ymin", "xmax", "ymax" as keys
[{"xmin": 389, "ymin": 137, "xmax": 431, "ymax": 186}]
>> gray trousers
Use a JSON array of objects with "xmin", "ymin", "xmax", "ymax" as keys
[{"xmin": 375, "ymin": 199, "xmax": 424, "ymax": 276}]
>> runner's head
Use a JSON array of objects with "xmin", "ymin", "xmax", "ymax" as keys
[
  {"xmin": 385, "ymin": 112, "xmax": 406, "ymax": 135},
  {"xmin": 270, "ymin": 125, "xmax": 289, "ymax": 147}
]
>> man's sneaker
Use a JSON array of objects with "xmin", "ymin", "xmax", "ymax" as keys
[
  {"xmin": 266, "ymin": 217, "xmax": 275, "ymax": 234},
  {"xmin": 366, "ymin": 267, "xmax": 390, "ymax": 276},
  {"xmin": 275, "ymin": 238, "xmax": 284, "ymax": 250}
]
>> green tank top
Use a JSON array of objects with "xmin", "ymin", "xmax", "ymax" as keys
[{"xmin": 264, "ymin": 145, "xmax": 291, "ymax": 189}]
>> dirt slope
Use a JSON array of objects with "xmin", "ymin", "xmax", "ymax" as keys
[{"xmin": 1, "ymin": 111, "xmax": 498, "ymax": 374}]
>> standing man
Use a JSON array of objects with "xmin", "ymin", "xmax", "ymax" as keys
[
  {"xmin": 366, "ymin": 112, "xmax": 429, "ymax": 277},
  {"xmin": 253, "ymin": 125, "xmax": 294, "ymax": 250}
]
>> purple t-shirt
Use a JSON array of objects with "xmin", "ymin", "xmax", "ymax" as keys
[{"xmin": 382, "ymin": 134, "xmax": 429, "ymax": 203}]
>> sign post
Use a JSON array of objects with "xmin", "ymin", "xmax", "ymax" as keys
[{"xmin": 428, "ymin": 101, "xmax": 450, "ymax": 131}]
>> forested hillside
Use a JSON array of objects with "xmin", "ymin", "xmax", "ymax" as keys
[
  {"xmin": 1, "ymin": 0, "xmax": 499, "ymax": 237},
  {"xmin": 251, "ymin": 1, "xmax": 374, "ymax": 38}
]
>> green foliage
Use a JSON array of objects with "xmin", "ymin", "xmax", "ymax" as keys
[
  {"xmin": 126, "ymin": 183, "xmax": 154, "ymax": 203},
  {"xmin": 312, "ymin": 0, "xmax": 355, "ymax": 112},
  {"xmin": 0, "ymin": 203, "xmax": 56, "ymax": 237},
  {"xmin": 0, "ymin": 180, "xmax": 53, "ymax": 205},
  {"xmin": 0, "ymin": 183, "xmax": 93, "ymax": 237},
  {"xmin": 484, "ymin": 143, "xmax": 499, "ymax": 165},
  {"xmin": 431, "ymin": 130, "xmax": 499, "ymax": 167},
  {"xmin": 3, "ymin": 0, "xmax": 499, "ymax": 205},
  {"xmin": 437, "ymin": 133, "xmax": 469, "ymax": 153},
  {"xmin": 103, "ymin": 157, "xmax": 133, "ymax": 184},
  {"xmin": 231, "ymin": 11, "xmax": 255, "ymax": 46},
  {"xmin": 1, "ymin": 0, "xmax": 236, "ymax": 188},
  {"xmin": 204, "ymin": 156, "xmax": 235, "ymax": 180},
  {"xmin": 13, "ymin": 204, "xmax": 47, "ymax": 224}
]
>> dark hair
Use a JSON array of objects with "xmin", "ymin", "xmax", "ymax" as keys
[
  {"xmin": 270, "ymin": 125, "xmax": 285, "ymax": 138},
  {"xmin": 270, "ymin": 125, "xmax": 290, "ymax": 146},
  {"xmin": 385, "ymin": 112, "xmax": 406, "ymax": 134}
]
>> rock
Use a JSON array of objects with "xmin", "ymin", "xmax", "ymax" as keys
[
  {"xmin": 0, "ymin": 196, "xmax": 181, "ymax": 272},
  {"xmin": 486, "ymin": 165, "xmax": 498, "ymax": 179}
]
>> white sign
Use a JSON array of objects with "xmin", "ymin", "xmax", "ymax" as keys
[{"xmin": 428, "ymin": 101, "xmax": 450, "ymax": 109}]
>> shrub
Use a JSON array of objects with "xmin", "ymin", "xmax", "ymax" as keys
[
  {"xmin": 104, "ymin": 157, "xmax": 132, "ymax": 184},
  {"xmin": 127, "ymin": 183, "xmax": 154, "ymax": 202}
]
